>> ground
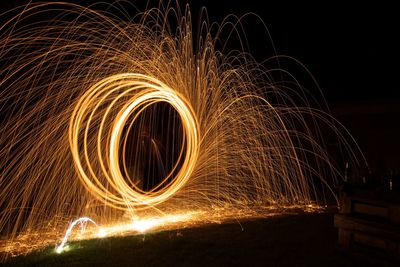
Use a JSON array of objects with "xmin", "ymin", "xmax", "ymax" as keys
[{"xmin": 1, "ymin": 212, "xmax": 397, "ymax": 267}]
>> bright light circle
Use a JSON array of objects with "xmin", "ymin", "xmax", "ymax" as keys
[{"xmin": 69, "ymin": 73, "xmax": 200, "ymax": 210}]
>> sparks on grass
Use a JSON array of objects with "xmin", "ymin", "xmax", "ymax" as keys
[{"xmin": 56, "ymin": 212, "xmax": 198, "ymax": 253}]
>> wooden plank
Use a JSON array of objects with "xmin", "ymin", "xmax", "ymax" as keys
[
  {"xmin": 334, "ymin": 214, "xmax": 400, "ymax": 240},
  {"xmin": 335, "ymin": 214, "xmax": 400, "ymax": 254},
  {"xmin": 340, "ymin": 195, "xmax": 400, "ymax": 224},
  {"xmin": 353, "ymin": 202, "xmax": 388, "ymax": 217}
]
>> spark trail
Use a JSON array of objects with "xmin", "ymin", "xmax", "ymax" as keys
[{"xmin": 0, "ymin": 1, "xmax": 365, "ymax": 259}]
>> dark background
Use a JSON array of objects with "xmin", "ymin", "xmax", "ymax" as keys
[
  {"xmin": 1, "ymin": 0, "xmax": 399, "ymax": 175},
  {"xmin": 190, "ymin": 1, "xmax": 399, "ymax": 104},
  {"xmin": 1, "ymin": 0, "xmax": 398, "ymax": 103}
]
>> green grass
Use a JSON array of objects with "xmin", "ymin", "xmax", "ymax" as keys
[{"xmin": 1, "ymin": 213, "xmax": 397, "ymax": 267}]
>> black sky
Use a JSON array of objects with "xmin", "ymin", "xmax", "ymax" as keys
[
  {"xmin": 192, "ymin": 1, "xmax": 400, "ymax": 103},
  {"xmin": 1, "ymin": 0, "xmax": 398, "ymax": 103}
]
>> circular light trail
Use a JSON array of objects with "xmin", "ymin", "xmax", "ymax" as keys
[{"xmin": 69, "ymin": 73, "xmax": 200, "ymax": 210}]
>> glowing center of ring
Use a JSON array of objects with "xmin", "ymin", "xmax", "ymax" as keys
[{"xmin": 69, "ymin": 73, "xmax": 200, "ymax": 210}]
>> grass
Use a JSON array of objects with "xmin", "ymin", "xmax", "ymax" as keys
[{"xmin": 1, "ymin": 212, "xmax": 397, "ymax": 267}]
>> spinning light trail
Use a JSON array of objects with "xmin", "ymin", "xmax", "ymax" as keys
[
  {"xmin": 69, "ymin": 73, "xmax": 200, "ymax": 209},
  {"xmin": 0, "ymin": 1, "xmax": 366, "ymax": 259},
  {"xmin": 56, "ymin": 217, "xmax": 97, "ymax": 254}
]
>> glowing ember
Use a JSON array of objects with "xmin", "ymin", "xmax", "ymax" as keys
[
  {"xmin": 56, "ymin": 212, "xmax": 198, "ymax": 253},
  {"xmin": 56, "ymin": 217, "xmax": 97, "ymax": 254}
]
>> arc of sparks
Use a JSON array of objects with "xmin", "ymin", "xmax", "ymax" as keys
[
  {"xmin": 56, "ymin": 217, "xmax": 97, "ymax": 254},
  {"xmin": 0, "ymin": 2, "xmax": 368, "ymax": 260},
  {"xmin": 69, "ymin": 73, "xmax": 200, "ymax": 210}
]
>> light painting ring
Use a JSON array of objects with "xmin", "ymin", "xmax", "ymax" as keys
[{"xmin": 69, "ymin": 73, "xmax": 200, "ymax": 210}]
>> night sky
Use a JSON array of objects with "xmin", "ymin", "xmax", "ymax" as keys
[
  {"xmin": 191, "ymin": 1, "xmax": 400, "ymax": 103},
  {"xmin": 1, "ymin": 1, "xmax": 399, "ymax": 104}
]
